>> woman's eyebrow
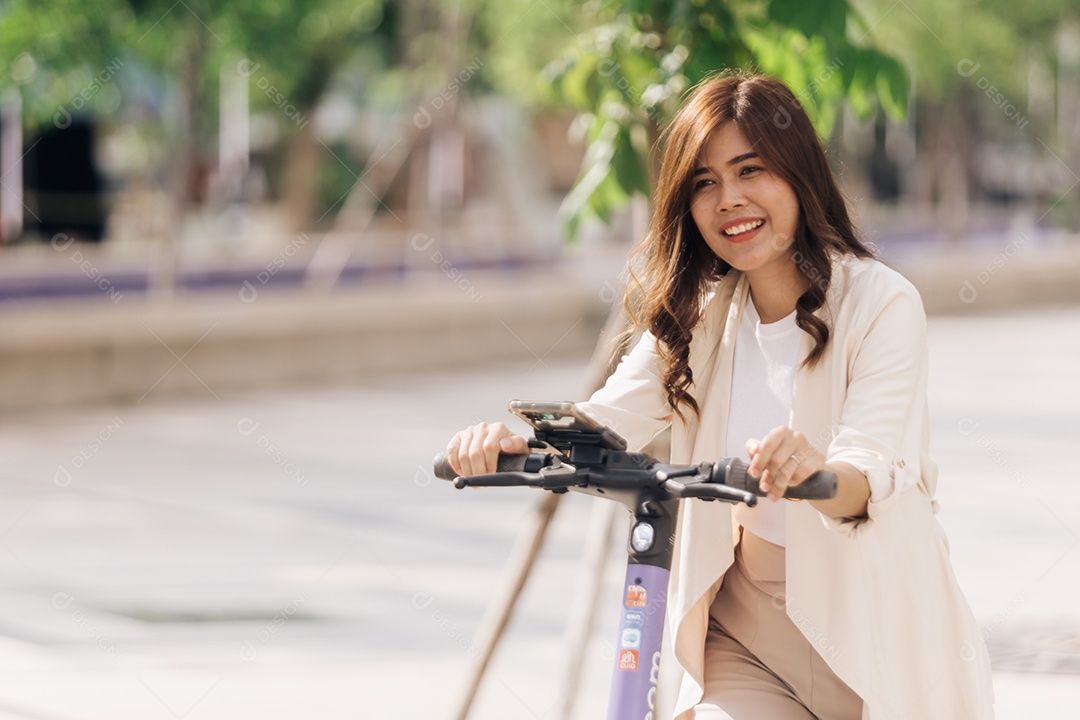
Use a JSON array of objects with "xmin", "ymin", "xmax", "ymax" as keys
[
  {"xmin": 693, "ymin": 152, "xmax": 760, "ymax": 175},
  {"xmin": 727, "ymin": 151, "xmax": 759, "ymax": 165}
]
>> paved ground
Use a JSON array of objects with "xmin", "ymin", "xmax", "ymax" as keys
[{"xmin": 0, "ymin": 306, "xmax": 1078, "ymax": 718}]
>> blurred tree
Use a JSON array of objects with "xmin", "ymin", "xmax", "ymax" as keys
[
  {"xmin": 219, "ymin": 0, "xmax": 396, "ymax": 230},
  {"xmin": 0, "ymin": 0, "xmax": 136, "ymax": 127},
  {"xmin": 119, "ymin": 0, "xmax": 397, "ymax": 231},
  {"xmin": 528, "ymin": 0, "xmax": 911, "ymax": 238},
  {"xmin": 1, "ymin": 0, "xmax": 398, "ymax": 220},
  {"xmin": 0, "ymin": 0, "xmax": 139, "ymax": 244},
  {"xmin": 855, "ymin": 0, "xmax": 1080, "ymax": 234}
]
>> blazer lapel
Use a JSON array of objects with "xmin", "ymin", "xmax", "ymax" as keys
[
  {"xmin": 667, "ymin": 272, "xmax": 749, "ymax": 692},
  {"xmin": 669, "ymin": 272, "xmax": 747, "ymax": 464}
]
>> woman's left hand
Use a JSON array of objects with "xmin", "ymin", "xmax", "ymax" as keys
[{"xmin": 746, "ymin": 427, "xmax": 826, "ymax": 502}]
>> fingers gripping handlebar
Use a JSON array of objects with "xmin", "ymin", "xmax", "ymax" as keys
[
  {"xmin": 433, "ymin": 452, "xmax": 532, "ymax": 481},
  {"xmin": 432, "ymin": 452, "xmax": 553, "ymax": 488},
  {"xmin": 708, "ymin": 457, "xmax": 838, "ymax": 501}
]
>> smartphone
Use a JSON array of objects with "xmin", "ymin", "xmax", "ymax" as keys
[{"xmin": 508, "ymin": 400, "xmax": 628, "ymax": 451}]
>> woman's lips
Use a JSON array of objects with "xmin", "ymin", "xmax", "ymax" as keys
[{"xmin": 721, "ymin": 219, "xmax": 765, "ymax": 244}]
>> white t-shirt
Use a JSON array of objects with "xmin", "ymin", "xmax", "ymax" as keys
[{"xmin": 726, "ymin": 299, "xmax": 802, "ymax": 547}]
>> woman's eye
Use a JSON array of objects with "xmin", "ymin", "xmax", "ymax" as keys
[
  {"xmin": 739, "ymin": 165, "xmax": 763, "ymax": 177},
  {"xmin": 693, "ymin": 177, "xmax": 715, "ymax": 191}
]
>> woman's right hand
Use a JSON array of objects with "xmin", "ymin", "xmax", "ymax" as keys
[{"xmin": 445, "ymin": 422, "xmax": 530, "ymax": 477}]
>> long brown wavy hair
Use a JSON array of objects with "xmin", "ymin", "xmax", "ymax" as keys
[{"xmin": 626, "ymin": 71, "xmax": 874, "ymax": 420}]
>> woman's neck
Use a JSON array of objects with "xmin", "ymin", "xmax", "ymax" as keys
[{"xmin": 745, "ymin": 259, "xmax": 810, "ymax": 323}]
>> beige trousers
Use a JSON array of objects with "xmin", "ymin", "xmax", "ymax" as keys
[{"xmin": 694, "ymin": 528, "xmax": 864, "ymax": 720}]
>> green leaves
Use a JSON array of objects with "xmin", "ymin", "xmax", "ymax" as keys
[
  {"xmin": 846, "ymin": 47, "xmax": 909, "ymax": 121},
  {"xmin": 547, "ymin": 16, "xmax": 693, "ymax": 238},
  {"xmin": 766, "ymin": 0, "xmax": 848, "ymax": 41},
  {"xmin": 874, "ymin": 53, "xmax": 909, "ymax": 120},
  {"xmin": 559, "ymin": 113, "xmax": 651, "ymax": 241},
  {"xmin": 0, "ymin": 0, "xmax": 395, "ymax": 130},
  {"xmin": 559, "ymin": 53, "xmax": 602, "ymax": 109},
  {"xmin": 0, "ymin": 0, "xmax": 137, "ymax": 127}
]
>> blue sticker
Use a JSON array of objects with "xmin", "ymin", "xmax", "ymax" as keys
[
  {"xmin": 620, "ymin": 628, "xmax": 641, "ymax": 649},
  {"xmin": 624, "ymin": 610, "xmax": 644, "ymax": 629}
]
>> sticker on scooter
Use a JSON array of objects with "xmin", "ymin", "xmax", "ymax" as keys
[
  {"xmin": 624, "ymin": 610, "xmax": 644, "ymax": 628},
  {"xmin": 617, "ymin": 648, "xmax": 640, "ymax": 671},
  {"xmin": 621, "ymin": 628, "xmax": 642, "ymax": 649},
  {"xmin": 625, "ymin": 584, "xmax": 647, "ymax": 607}
]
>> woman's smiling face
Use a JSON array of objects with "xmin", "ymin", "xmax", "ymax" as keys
[{"xmin": 689, "ymin": 123, "xmax": 801, "ymax": 278}]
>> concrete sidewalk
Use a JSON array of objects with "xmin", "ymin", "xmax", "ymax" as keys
[{"xmin": 0, "ymin": 305, "xmax": 1078, "ymax": 718}]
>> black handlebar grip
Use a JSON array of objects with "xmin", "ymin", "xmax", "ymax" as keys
[
  {"xmin": 718, "ymin": 458, "xmax": 838, "ymax": 500},
  {"xmin": 432, "ymin": 452, "xmax": 530, "ymax": 481},
  {"xmin": 784, "ymin": 470, "xmax": 838, "ymax": 500}
]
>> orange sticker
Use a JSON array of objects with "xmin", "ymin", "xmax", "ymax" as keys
[
  {"xmin": 625, "ymin": 584, "xmax": 647, "ymax": 608},
  {"xmin": 617, "ymin": 649, "xmax": 639, "ymax": 671}
]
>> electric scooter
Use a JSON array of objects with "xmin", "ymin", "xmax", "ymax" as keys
[{"xmin": 433, "ymin": 401, "xmax": 837, "ymax": 720}]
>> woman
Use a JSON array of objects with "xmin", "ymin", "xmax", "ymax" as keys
[{"xmin": 444, "ymin": 72, "xmax": 994, "ymax": 719}]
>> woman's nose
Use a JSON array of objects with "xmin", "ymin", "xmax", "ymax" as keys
[{"xmin": 717, "ymin": 182, "xmax": 745, "ymax": 212}]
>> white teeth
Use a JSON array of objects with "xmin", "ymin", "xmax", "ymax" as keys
[{"xmin": 722, "ymin": 219, "xmax": 764, "ymax": 236}]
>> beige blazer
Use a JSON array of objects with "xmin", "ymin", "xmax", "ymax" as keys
[{"xmin": 580, "ymin": 255, "xmax": 995, "ymax": 719}]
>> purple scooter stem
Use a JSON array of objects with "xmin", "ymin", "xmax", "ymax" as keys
[
  {"xmin": 602, "ymin": 495, "xmax": 679, "ymax": 720},
  {"xmin": 606, "ymin": 563, "xmax": 669, "ymax": 720}
]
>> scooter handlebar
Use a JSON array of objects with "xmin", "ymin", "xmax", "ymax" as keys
[
  {"xmin": 432, "ymin": 452, "xmax": 838, "ymax": 501},
  {"xmin": 714, "ymin": 457, "xmax": 838, "ymax": 500}
]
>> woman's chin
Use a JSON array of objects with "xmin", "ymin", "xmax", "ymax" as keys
[
  {"xmin": 714, "ymin": 251, "xmax": 772, "ymax": 274},
  {"xmin": 709, "ymin": 243, "xmax": 796, "ymax": 276}
]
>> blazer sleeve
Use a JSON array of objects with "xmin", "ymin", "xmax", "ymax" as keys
[
  {"xmin": 576, "ymin": 331, "xmax": 673, "ymax": 452},
  {"xmin": 825, "ymin": 279, "xmax": 929, "ymax": 530}
]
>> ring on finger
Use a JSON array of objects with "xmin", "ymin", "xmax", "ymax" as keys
[{"xmin": 786, "ymin": 453, "xmax": 801, "ymax": 466}]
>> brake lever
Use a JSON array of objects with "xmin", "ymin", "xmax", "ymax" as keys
[
  {"xmin": 454, "ymin": 464, "xmax": 579, "ymax": 490},
  {"xmin": 454, "ymin": 472, "xmax": 545, "ymax": 489},
  {"xmin": 662, "ymin": 477, "xmax": 758, "ymax": 506}
]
